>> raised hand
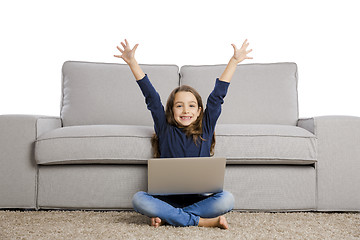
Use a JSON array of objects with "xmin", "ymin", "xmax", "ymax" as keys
[
  {"xmin": 114, "ymin": 39, "xmax": 144, "ymax": 80},
  {"xmin": 219, "ymin": 39, "xmax": 253, "ymax": 83},
  {"xmin": 114, "ymin": 39, "xmax": 139, "ymax": 65},
  {"xmin": 231, "ymin": 39, "xmax": 253, "ymax": 64}
]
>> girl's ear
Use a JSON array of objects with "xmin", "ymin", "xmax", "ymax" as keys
[{"xmin": 197, "ymin": 107, "xmax": 202, "ymax": 116}]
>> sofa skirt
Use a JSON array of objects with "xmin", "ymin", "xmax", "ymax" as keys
[
  {"xmin": 38, "ymin": 164, "xmax": 316, "ymax": 211},
  {"xmin": 38, "ymin": 165, "xmax": 148, "ymax": 210},
  {"xmin": 225, "ymin": 165, "xmax": 316, "ymax": 211}
]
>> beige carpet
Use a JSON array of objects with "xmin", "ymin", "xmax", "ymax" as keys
[{"xmin": 0, "ymin": 210, "xmax": 359, "ymax": 240}]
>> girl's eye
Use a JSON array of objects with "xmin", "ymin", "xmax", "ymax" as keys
[
  {"xmin": 190, "ymin": 105, "xmax": 196, "ymax": 107},
  {"xmin": 176, "ymin": 105, "xmax": 182, "ymax": 108}
]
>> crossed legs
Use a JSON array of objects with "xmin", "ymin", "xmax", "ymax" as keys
[{"xmin": 132, "ymin": 191, "xmax": 234, "ymax": 229}]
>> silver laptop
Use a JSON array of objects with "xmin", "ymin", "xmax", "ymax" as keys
[{"xmin": 147, "ymin": 157, "xmax": 226, "ymax": 195}]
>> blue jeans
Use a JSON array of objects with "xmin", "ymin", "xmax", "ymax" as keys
[{"xmin": 132, "ymin": 191, "xmax": 235, "ymax": 227}]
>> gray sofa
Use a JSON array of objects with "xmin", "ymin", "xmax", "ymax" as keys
[{"xmin": 1, "ymin": 61, "xmax": 359, "ymax": 212}]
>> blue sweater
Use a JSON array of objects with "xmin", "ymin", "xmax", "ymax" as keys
[{"xmin": 137, "ymin": 75, "xmax": 230, "ymax": 158}]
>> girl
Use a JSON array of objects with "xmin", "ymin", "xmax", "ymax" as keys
[{"xmin": 114, "ymin": 39, "xmax": 252, "ymax": 229}]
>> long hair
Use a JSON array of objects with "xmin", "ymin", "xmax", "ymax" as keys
[{"xmin": 151, "ymin": 85, "xmax": 216, "ymax": 158}]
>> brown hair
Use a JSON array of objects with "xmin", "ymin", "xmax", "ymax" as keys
[{"xmin": 151, "ymin": 85, "xmax": 216, "ymax": 158}]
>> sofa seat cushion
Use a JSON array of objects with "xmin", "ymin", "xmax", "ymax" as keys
[
  {"xmin": 35, "ymin": 125, "xmax": 154, "ymax": 165},
  {"xmin": 214, "ymin": 124, "xmax": 317, "ymax": 165}
]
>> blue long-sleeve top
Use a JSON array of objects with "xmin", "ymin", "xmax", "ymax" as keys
[{"xmin": 137, "ymin": 74, "xmax": 230, "ymax": 158}]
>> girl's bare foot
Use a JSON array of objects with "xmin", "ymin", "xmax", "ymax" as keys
[
  {"xmin": 218, "ymin": 216, "xmax": 229, "ymax": 229},
  {"xmin": 198, "ymin": 216, "xmax": 229, "ymax": 230},
  {"xmin": 150, "ymin": 217, "xmax": 164, "ymax": 228}
]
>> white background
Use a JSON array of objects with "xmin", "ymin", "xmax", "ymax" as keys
[{"xmin": 1, "ymin": 0, "xmax": 359, "ymax": 118}]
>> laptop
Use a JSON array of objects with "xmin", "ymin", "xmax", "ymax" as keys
[{"xmin": 147, "ymin": 157, "xmax": 226, "ymax": 195}]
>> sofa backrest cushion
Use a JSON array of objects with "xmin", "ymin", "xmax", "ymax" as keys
[
  {"xmin": 61, "ymin": 61, "xmax": 179, "ymax": 126},
  {"xmin": 180, "ymin": 63, "xmax": 299, "ymax": 125}
]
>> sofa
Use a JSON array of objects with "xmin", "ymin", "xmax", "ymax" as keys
[{"xmin": 1, "ymin": 61, "xmax": 359, "ymax": 212}]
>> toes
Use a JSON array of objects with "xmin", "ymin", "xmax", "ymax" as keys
[
  {"xmin": 150, "ymin": 217, "xmax": 164, "ymax": 228},
  {"xmin": 150, "ymin": 217, "xmax": 156, "ymax": 227}
]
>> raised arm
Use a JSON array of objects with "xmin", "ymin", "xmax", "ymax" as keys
[
  {"xmin": 115, "ymin": 39, "xmax": 166, "ymax": 134},
  {"xmin": 114, "ymin": 39, "xmax": 145, "ymax": 81},
  {"xmin": 219, "ymin": 39, "xmax": 253, "ymax": 83}
]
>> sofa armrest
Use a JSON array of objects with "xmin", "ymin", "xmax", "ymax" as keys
[
  {"xmin": 0, "ymin": 114, "xmax": 61, "ymax": 209},
  {"xmin": 299, "ymin": 116, "xmax": 360, "ymax": 211}
]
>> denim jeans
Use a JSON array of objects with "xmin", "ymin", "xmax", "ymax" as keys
[{"xmin": 132, "ymin": 191, "xmax": 235, "ymax": 227}]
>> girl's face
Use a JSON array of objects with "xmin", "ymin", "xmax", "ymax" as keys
[{"xmin": 173, "ymin": 91, "xmax": 201, "ymax": 127}]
